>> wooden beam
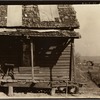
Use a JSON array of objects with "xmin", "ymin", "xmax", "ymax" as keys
[
  {"xmin": 70, "ymin": 39, "xmax": 74, "ymax": 82},
  {"xmin": 65, "ymin": 82, "xmax": 68, "ymax": 96},
  {"xmin": 73, "ymin": 40, "xmax": 76, "ymax": 82},
  {"xmin": 51, "ymin": 88, "xmax": 56, "ymax": 96},
  {"xmin": 30, "ymin": 39, "xmax": 34, "ymax": 82},
  {"xmin": 8, "ymin": 86, "xmax": 13, "ymax": 96}
]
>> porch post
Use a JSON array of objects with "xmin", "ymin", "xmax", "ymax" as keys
[
  {"xmin": 8, "ymin": 86, "xmax": 13, "ymax": 96},
  {"xmin": 70, "ymin": 38, "xmax": 75, "ymax": 82},
  {"xmin": 30, "ymin": 39, "xmax": 34, "ymax": 82}
]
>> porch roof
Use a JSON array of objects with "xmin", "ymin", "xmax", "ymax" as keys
[{"xmin": 0, "ymin": 29, "xmax": 81, "ymax": 38}]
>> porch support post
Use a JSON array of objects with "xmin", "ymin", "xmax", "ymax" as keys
[
  {"xmin": 8, "ymin": 86, "xmax": 13, "ymax": 96},
  {"xmin": 30, "ymin": 39, "xmax": 34, "ymax": 82},
  {"xmin": 70, "ymin": 38, "xmax": 75, "ymax": 82}
]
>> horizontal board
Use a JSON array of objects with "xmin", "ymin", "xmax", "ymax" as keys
[
  {"xmin": 59, "ymin": 54, "xmax": 70, "ymax": 58},
  {"xmin": 19, "ymin": 66, "xmax": 70, "ymax": 72},
  {"xmin": 45, "ymin": 48, "xmax": 71, "ymax": 52},
  {"xmin": 56, "ymin": 63, "xmax": 70, "ymax": 66},
  {"xmin": 40, "ymin": 68, "xmax": 70, "ymax": 71},
  {"xmin": 39, "ymin": 68, "xmax": 69, "ymax": 72},
  {"xmin": 14, "ymin": 71, "xmax": 69, "ymax": 75},
  {"xmin": 14, "ymin": 77, "xmax": 69, "ymax": 81},
  {"xmin": 36, "ymin": 52, "xmax": 70, "ymax": 56},
  {"xmin": 34, "ymin": 73, "xmax": 69, "ymax": 77},
  {"xmin": 0, "ymin": 75, "xmax": 69, "ymax": 81},
  {"xmin": 36, "ymin": 62, "xmax": 70, "ymax": 65},
  {"xmin": 19, "ymin": 67, "xmax": 39, "ymax": 71},
  {"xmin": 14, "ymin": 76, "xmax": 32, "ymax": 79},
  {"xmin": 36, "ymin": 55, "xmax": 70, "ymax": 61},
  {"xmin": 38, "ymin": 72, "xmax": 68, "ymax": 75},
  {"xmin": 48, "ymin": 45, "xmax": 71, "ymax": 49},
  {"xmin": 18, "ymin": 71, "xmax": 69, "ymax": 75},
  {"xmin": 14, "ymin": 75, "xmax": 69, "ymax": 79},
  {"xmin": 14, "ymin": 76, "xmax": 69, "ymax": 79},
  {"xmin": 45, "ymin": 51, "xmax": 70, "ymax": 55},
  {"xmin": 61, "ymin": 51, "xmax": 70, "ymax": 55}
]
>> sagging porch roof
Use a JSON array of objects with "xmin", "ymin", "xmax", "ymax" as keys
[{"xmin": 0, "ymin": 29, "xmax": 81, "ymax": 38}]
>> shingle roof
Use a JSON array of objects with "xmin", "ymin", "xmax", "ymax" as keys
[{"xmin": 0, "ymin": 5, "xmax": 79, "ymax": 29}]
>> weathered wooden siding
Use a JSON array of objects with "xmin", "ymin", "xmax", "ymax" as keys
[
  {"xmin": 17, "ymin": 38, "xmax": 71, "ymax": 83},
  {"xmin": 22, "ymin": 40, "xmax": 31, "ymax": 66}
]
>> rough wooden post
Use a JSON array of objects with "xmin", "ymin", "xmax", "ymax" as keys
[
  {"xmin": 8, "ymin": 86, "xmax": 13, "ymax": 96},
  {"xmin": 73, "ymin": 40, "xmax": 76, "ymax": 82},
  {"xmin": 70, "ymin": 39, "xmax": 74, "ymax": 82},
  {"xmin": 66, "ymin": 81, "xmax": 68, "ymax": 96},
  {"xmin": 51, "ymin": 88, "xmax": 56, "ymax": 96},
  {"xmin": 30, "ymin": 39, "xmax": 34, "ymax": 82}
]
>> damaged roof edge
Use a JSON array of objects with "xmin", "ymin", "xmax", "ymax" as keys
[{"xmin": 0, "ymin": 29, "xmax": 81, "ymax": 38}]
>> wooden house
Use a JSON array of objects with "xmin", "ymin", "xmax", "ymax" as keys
[{"xmin": 0, "ymin": 5, "xmax": 80, "ymax": 95}]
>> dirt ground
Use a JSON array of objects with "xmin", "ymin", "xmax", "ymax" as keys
[
  {"xmin": 0, "ymin": 81, "xmax": 100, "ymax": 99},
  {"xmin": 0, "ymin": 91, "xmax": 100, "ymax": 98},
  {"xmin": 0, "ymin": 79, "xmax": 100, "ymax": 98}
]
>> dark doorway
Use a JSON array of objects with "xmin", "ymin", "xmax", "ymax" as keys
[{"xmin": 0, "ymin": 36, "xmax": 22, "ymax": 67}]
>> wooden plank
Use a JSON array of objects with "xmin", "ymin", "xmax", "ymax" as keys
[
  {"xmin": 34, "ymin": 77, "xmax": 69, "ymax": 79},
  {"xmin": 61, "ymin": 52, "xmax": 70, "ymax": 55},
  {"xmin": 70, "ymin": 39, "xmax": 74, "ymax": 81},
  {"xmin": 13, "ymin": 77, "xmax": 32, "ymax": 80},
  {"xmin": 37, "ymin": 60, "xmax": 70, "ymax": 63},
  {"xmin": 59, "ymin": 54, "xmax": 70, "ymax": 58},
  {"xmin": 14, "ymin": 74, "xmax": 32, "ymax": 77},
  {"xmin": 14, "ymin": 76, "xmax": 69, "ymax": 80},
  {"xmin": 39, "ymin": 68, "xmax": 69, "ymax": 72},
  {"xmin": 45, "ymin": 50, "xmax": 70, "ymax": 54},
  {"xmin": 8, "ymin": 86, "xmax": 13, "ymax": 96},
  {"xmin": 52, "ymin": 69, "xmax": 69, "ymax": 72},
  {"xmin": 30, "ymin": 39, "xmax": 34, "ymax": 82},
  {"xmin": 36, "ymin": 62, "xmax": 70, "ymax": 65},
  {"xmin": 35, "ymin": 53, "xmax": 70, "ymax": 57},
  {"xmin": 19, "ymin": 69, "xmax": 38, "ymax": 72},
  {"xmin": 40, "ymin": 68, "xmax": 69, "ymax": 71},
  {"xmin": 56, "ymin": 63, "xmax": 70, "ymax": 66},
  {"xmin": 34, "ymin": 73, "xmax": 69, "ymax": 77},
  {"xmin": 14, "ymin": 72, "xmax": 69, "ymax": 76},
  {"xmin": 38, "ymin": 72, "xmax": 68, "ymax": 75},
  {"xmin": 51, "ymin": 88, "xmax": 56, "ymax": 95},
  {"xmin": 19, "ymin": 66, "xmax": 39, "ymax": 70},
  {"xmin": 53, "ymin": 65, "xmax": 70, "ymax": 68}
]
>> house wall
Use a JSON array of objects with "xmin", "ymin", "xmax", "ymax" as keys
[
  {"xmin": 34, "ymin": 38, "xmax": 71, "ymax": 82},
  {"xmin": 0, "ymin": 37, "xmax": 74, "ymax": 88},
  {"xmin": 18, "ymin": 38, "xmax": 72, "ymax": 86}
]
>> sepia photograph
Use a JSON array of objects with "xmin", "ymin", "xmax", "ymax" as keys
[{"xmin": 0, "ymin": 3, "xmax": 100, "ymax": 98}]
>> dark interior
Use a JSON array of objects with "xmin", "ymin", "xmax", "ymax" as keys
[{"xmin": 0, "ymin": 36, "xmax": 22, "ymax": 67}]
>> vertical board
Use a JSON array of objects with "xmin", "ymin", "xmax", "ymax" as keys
[
  {"xmin": 22, "ymin": 40, "xmax": 31, "ymax": 66},
  {"xmin": 38, "ymin": 5, "xmax": 59, "ymax": 21},
  {"xmin": 7, "ymin": 5, "xmax": 22, "ymax": 26}
]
